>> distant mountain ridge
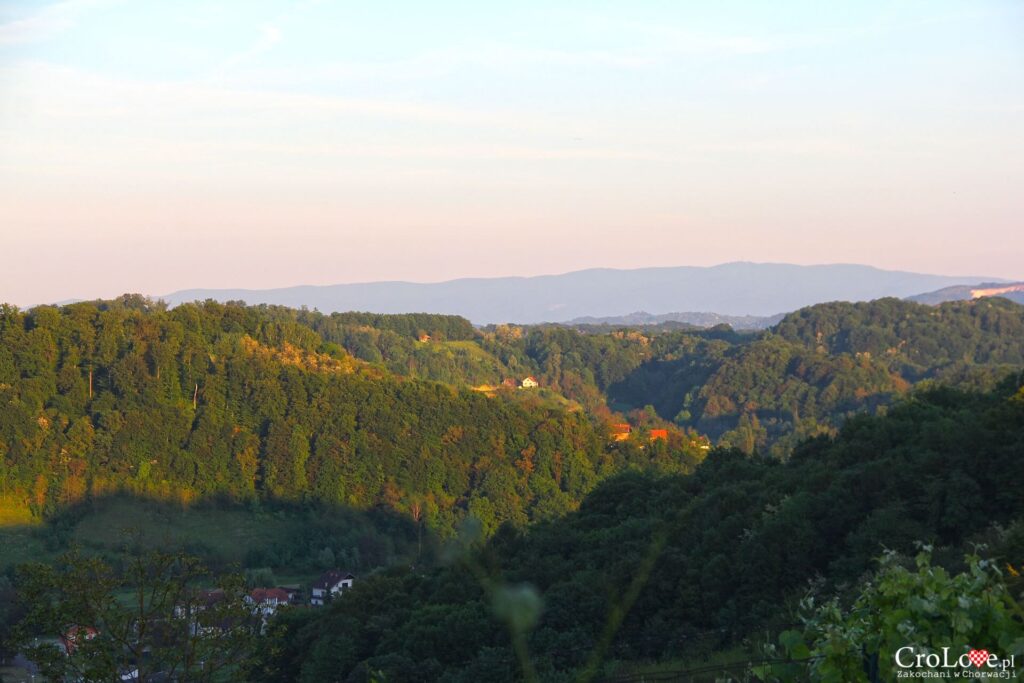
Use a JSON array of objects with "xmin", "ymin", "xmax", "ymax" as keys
[
  {"xmin": 159, "ymin": 262, "xmax": 1004, "ymax": 325},
  {"xmin": 907, "ymin": 282, "xmax": 1024, "ymax": 305},
  {"xmin": 565, "ymin": 310, "xmax": 785, "ymax": 330}
]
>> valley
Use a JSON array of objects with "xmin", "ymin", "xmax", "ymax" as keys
[{"xmin": 1, "ymin": 294, "xmax": 1022, "ymax": 681}]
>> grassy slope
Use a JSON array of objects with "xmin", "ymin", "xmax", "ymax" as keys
[
  {"xmin": 0, "ymin": 498, "xmax": 43, "ymax": 572},
  {"xmin": 70, "ymin": 499, "xmax": 300, "ymax": 562},
  {"xmin": 0, "ymin": 497, "xmax": 412, "ymax": 576},
  {"xmin": 0, "ymin": 499, "xmax": 294, "ymax": 571}
]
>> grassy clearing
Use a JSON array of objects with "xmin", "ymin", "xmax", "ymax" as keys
[
  {"xmin": 70, "ymin": 499, "xmax": 299, "ymax": 565},
  {"xmin": 602, "ymin": 645, "xmax": 757, "ymax": 679},
  {"xmin": 0, "ymin": 499, "xmax": 301, "ymax": 572},
  {"xmin": 0, "ymin": 496, "xmax": 419, "ymax": 579},
  {"xmin": 437, "ymin": 340, "xmax": 496, "ymax": 359},
  {"xmin": 427, "ymin": 340, "xmax": 514, "ymax": 382},
  {"xmin": 0, "ymin": 527, "xmax": 50, "ymax": 571},
  {"xmin": 0, "ymin": 500, "xmax": 36, "ymax": 527},
  {"xmin": 0, "ymin": 663, "xmax": 40, "ymax": 683},
  {"xmin": 0, "ymin": 499, "xmax": 48, "ymax": 571}
]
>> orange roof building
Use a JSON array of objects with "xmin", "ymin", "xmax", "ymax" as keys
[{"xmin": 610, "ymin": 423, "xmax": 632, "ymax": 442}]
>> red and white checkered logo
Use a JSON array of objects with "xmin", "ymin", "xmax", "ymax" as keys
[{"xmin": 967, "ymin": 649, "xmax": 989, "ymax": 668}]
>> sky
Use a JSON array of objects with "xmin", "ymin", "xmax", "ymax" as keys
[{"xmin": 1, "ymin": 0, "xmax": 1022, "ymax": 306}]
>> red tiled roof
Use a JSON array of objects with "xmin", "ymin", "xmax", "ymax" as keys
[
  {"xmin": 60, "ymin": 625, "xmax": 98, "ymax": 654},
  {"xmin": 649, "ymin": 429, "xmax": 668, "ymax": 441},
  {"xmin": 197, "ymin": 589, "xmax": 226, "ymax": 607},
  {"xmin": 251, "ymin": 587, "xmax": 291, "ymax": 603}
]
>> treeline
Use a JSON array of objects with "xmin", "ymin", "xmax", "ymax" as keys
[
  {"xmin": 310, "ymin": 312, "xmax": 477, "ymax": 342},
  {"xmin": 0, "ymin": 296, "xmax": 702, "ymax": 535},
  {"xmin": 774, "ymin": 297, "xmax": 1024, "ymax": 375},
  {"xmin": 3, "ymin": 294, "xmax": 1022, "ymax": 528},
  {"xmin": 169, "ymin": 297, "xmax": 1024, "ymax": 459},
  {"xmin": 249, "ymin": 377, "xmax": 1024, "ymax": 682},
  {"xmin": 291, "ymin": 298, "xmax": 1024, "ymax": 455},
  {"xmin": 491, "ymin": 298, "xmax": 1024, "ymax": 454}
]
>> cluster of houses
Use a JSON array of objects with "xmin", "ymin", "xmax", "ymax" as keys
[
  {"xmin": 609, "ymin": 423, "xmax": 667, "ymax": 443},
  {"xmin": 189, "ymin": 569, "xmax": 354, "ymax": 622},
  {"xmin": 31, "ymin": 573, "xmax": 357, "ymax": 675},
  {"xmin": 161, "ymin": 570, "xmax": 355, "ymax": 642},
  {"xmin": 52, "ymin": 570, "xmax": 359, "ymax": 656},
  {"xmin": 26, "ymin": 572, "xmax": 357, "ymax": 682},
  {"xmin": 236, "ymin": 569, "xmax": 357, "ymax": 620},
  {"xmin": 609, "ymin": 423, "xmax": 711, "ymax": 451}
]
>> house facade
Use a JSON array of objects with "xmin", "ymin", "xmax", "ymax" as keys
[
  {"xmin": 310, "ymin": 570, "xmax": 356, "ymax": 606},
  {"xmin": 247, "ymin": 587, "xmax": 292, "ymax": 618},
  {"xmin": 610, "ymin": 423, "xmax": 632, "ymax": 442}
]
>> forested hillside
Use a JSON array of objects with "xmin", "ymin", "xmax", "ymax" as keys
[
  {"xmin": 0, "ymin": 297, "xmax": 702, "ymax": 540},
  {"xmin": 2, "ymin": 295, "xmax": 1022, "ymax": 533},
  {"xmin": 249, "ymin": 378, "xmax": 1024, "ymax": 682},
  {"xmin": 1, "ymin": 296, "xmax": 1023, "ymax": 681},
  {"xmin": 774, "ymin": 297, "xmax": 1024, "ymax": 377},
  {"xmin": 286, "ymin": 297, "xmax": 1024, "ymax": 455}
]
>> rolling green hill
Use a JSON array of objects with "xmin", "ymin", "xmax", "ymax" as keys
[
  {"xmin": 0, "ymin": 297, "xmax": 703, "ymax": 549},
  {"xmin": 2, "ymin": 296, "xmax": 1023, "ymax": 681},
  {"xmin": 1, "ymin": 295, "xmax": 1022, "ymax": 572}
]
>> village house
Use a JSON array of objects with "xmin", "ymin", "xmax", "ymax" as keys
[
  {"xmin": 310, "ymin": 570, "xmax": 356, "ymax": 606},
  {"xmin": 60, "ymin": 625, "xmax": 98, "ymax": 655},
  {"xmin": 174, "ymin": 588, "xmax": 225, "ymax": 620},
  {"xmin": 175, "ymin": 589, "xmax": 221, "ymax": 637},
  {"xmin": 649, "ymin": 429, "xmax": 668, "ymax": 442},
  {"xmin": 247, "ymin": 587, "xmax": 292, "ymax": 618},
  {"xmin": 521, "ymin": 376, "xmax": 539, "ymax": 389},
  {"xmin": 173, "ymin": 588, "xmax": 249, "ymax": 637},
  {"xmin": 610, "ymin": 423, "xmax": 632, "ymax": 442}
]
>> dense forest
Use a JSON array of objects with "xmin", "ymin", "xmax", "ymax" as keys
[
  {"xmin": 2, "ymin": 295, "xmax": 1022, "ymax": 531},
  {"xmin": 304, "ymin": 296, "xmax": 1024, "ymax": 455},
  {"xmin": 1, "ymin": 295, "xmax": 1023, "ymax": 680},
  {"xmin": 0, "ymin": 297, "xmax": 704, "ymax": 542},
  {"xmin": 248, "ymin": 378, "xmax": 1024, "ymax": 681}
]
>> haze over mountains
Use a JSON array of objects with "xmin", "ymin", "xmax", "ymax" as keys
[
  {"xmin": 565, "ymin": 311, "xmax": 786, "ymax": 330},
  {"xmin": 160, "ymin": 262, "xmax": 1003, "ymax": 325},
  {"xmin": 907, "ymin": 282, "xmax": 1024, "ymax": 306}
]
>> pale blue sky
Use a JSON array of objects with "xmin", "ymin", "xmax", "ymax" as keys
[{"xmin": 1, "ymin": 0, "xmax": 1022, "ymax": 304}]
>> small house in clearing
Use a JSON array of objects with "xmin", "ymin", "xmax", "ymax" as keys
[
  {"xmin": 610, "ymin": 423, "xmax": 632, "ymax": 442},
  {"xmin": 521, "ymin": 376, "xmax": 539, "ymax": 389},
  {"xmin": 649, "ymin": 429, "xmax": 668, "ymax": 442},
  {"xmin": 311, "ymin": 570, "xmax": 356, "ymax": 606}
]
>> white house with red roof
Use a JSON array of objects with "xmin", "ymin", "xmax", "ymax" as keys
[{"xmin": 247, "ymin": 587, "xmax": 292, "ymax": 618}]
